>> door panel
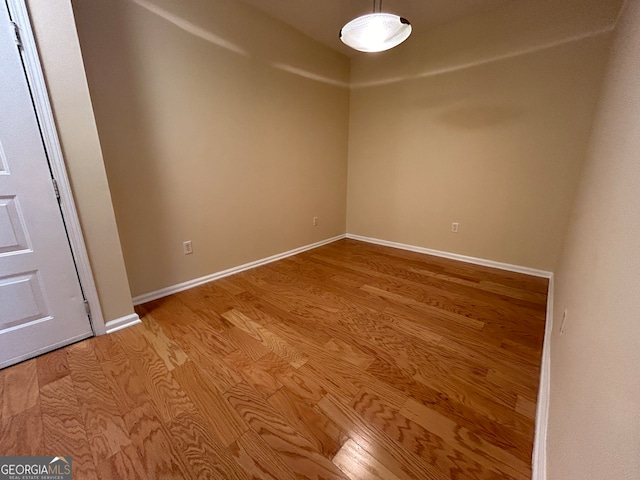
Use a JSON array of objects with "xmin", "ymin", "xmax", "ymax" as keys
[
  {"xmin": 0, "ymin": 3, "xmax": 93, "ymax": 368},
  {"xmin": 0, "ymin": 194, "xmax": 30, "ymax": 254}
]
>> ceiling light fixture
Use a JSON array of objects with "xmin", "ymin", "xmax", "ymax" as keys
[{"xmin": 339, "ymin": 0, "xmax": 412, "ymax": 53}]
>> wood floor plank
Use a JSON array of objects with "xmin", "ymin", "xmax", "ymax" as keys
[
  {"xmin": 243, "ymin": 268, "xmax": 344, "ymax": 321},
  {"xmin": 96, "ymin": 444, "xmax": 149, "ymax": 480},
  {"xmin": 147, "ymin": 297, "xmax": 233, "ymax": 344},
  {"xmin": 224, "ymin": 349, "xmax": 283, "ymax": 398},
  {"xmin": 173, "ymin": 320, "xmax": 243, "ymax": 393},
  {"xmin": 193, "ymin": 349, "xmax": 244, "ymax": 393},
  {"xmin": 271, "ymin": 365, "xmax": 327, "ymax": 406},
  {"xmin": 366, "ymin": 356, "xmax": 533, "ymax": 460},
  {"xmin": 255, "ymin": 351, "xmax": 291, "ymax": 378},
  {"xmin": 401, "ymin": 263, "xmax": 547, "ymax": 307},
  {"xmin": 92, "ymin": 336, "xmax": 152, "ymax": 416},
  {"xmin": 351, "ymin": 390, "xmax": 517, "ymax": 480},
  {"xmin": 222, "ymin": 309, "xmax": 309, "ymax": 367},
  {"xmin": 123, "ymin": 402, "xmax": 193, "ymax": 480},
  {"xmin": 362, "ymin": 284, "xmax": 485, "ymax": 331},
  {"xmin": 313, "ymin": 310, "xmax": 433, "ymax": 375},
  {"xmin": 215, "ymin": 277, "xmax": 247, "ymax": 295},
  {"xmin": 333, "ymin": 239, "xmax": 548, "ymax": 294},
  {"xmin": 115, "ymin": 326, "xmax": 197, "ymax": 422},
  {"xmin": 1, "ymin": 361, "xmax": 43, "ymax": 456},
  {"xmin": 228, "ymin": 429, "xmax": 299, "ymax": 480},
  {"xmin": 305, "ymin": 248, "xmax": 507, "ymax": 325},
  {"xmin": 179, "ymin": 282, "xmax": 241, "ymax": 317},
  {"xmin": 285, "ymin": 255, "xmax": 395, "ymax": 313},
  {"xmin": 333, "ymin": 438, "xmax": 404, "ymax": 480},
  {"xmin": 138, "ymin": 315, "xmax": 189, "ymax": 371},
  {"xmin": 316, "ymin": 394, "xmax": 447, "ymax": 480},
  {"xmin": 400, "ymin": 397, "xmax": 531, "ymax": 479},
  {"xmin": 0, "ymin": 401, "xmax": 44, "ymax": 456},
  {"xmin": 36, "ymin": 348, "xmax": 70, "ymax": 388},
  {"xmin": 261, "ymin": 259, "xmax": 381, "ymax": 320},
  {"xmin": 515, "ymin": 395, "xmax": 538, "ymax": 419},
  {"xmin": 267, "ymin": 386, "xmax": 348, "ymax": 459},
  {"xmin": 226, "ymin": 326, "xmax": 271, "ymax": 361},
  {"xmin": 172, "ymin": 360, "xmax": 248, "ymax": 447},
  {"xmin": 486, "ymin": 367, "xmax": 539, "ymax": 403},
  {"xmin": 231, "ymin": 292, "xmax": 281, "ymax": 326},
  {"xmin": 297, "ymin": 361, "xmax": 359, "ymax": 405},
  {"xmin": 2, "ymin": 359, "xmax": 38, "ymax": 419},
  {"xmin": 438, "ymin": 335, "xmax": 539, "ymax": 384},
  {"xmin": 66, "ymin": 342, "xmax": 132, "ymax": 465},
  {"xmin": 500, "ymin": 339, "xmax": 542, "ymax": 366},
  {"xmin": 167, "ymin": 411, "xmax": 250, "ymax": 480},
  {"xmin": 40, "ymin": 376, "xmax": 98, "ymax": 480},
  {"xmin": 324, "ymin": 337, "xmax": 375, "ymax": 369},
  {"xmin": 225, "ymin": 382, "xmax": 349, "ymax": 480},
  {"xmin": 179, "ymin": 310, "xmax": 238, "ymax": 355},
  {"xmin": 348, "ymin": 252, "xmax": 544, "ymax": 326},
  {"xmin": 412, "ymin": 370, "xmax": 534, "ymax": 445}
]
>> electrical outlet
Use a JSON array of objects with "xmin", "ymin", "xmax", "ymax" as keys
[
  {"xmin": 451, "ymin": 222, "xmax": 459, "ymax": 233},
  {"xmin": 313, "ymin": 216, "xmax": 319, "ymax": 226},
  {"xmin": 560, "ymin": 309, "xmax": 568, "ymax": 334},
  {"xmin": 183, "ymin": 240, "xmax": 193, "ymax": 255}
]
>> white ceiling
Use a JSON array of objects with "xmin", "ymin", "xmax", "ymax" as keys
[{"xmin": 237, "ymin": 0, "xmax": 513, "ymax": 57}]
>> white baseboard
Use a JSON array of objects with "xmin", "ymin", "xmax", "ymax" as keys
[
  {"xmin": 132, "ymin": 235, "xmax": 346, "ymax": 305},
  {"xmin": 345, "ymin": 233, "xmax": 553, "ymax": 278},
  {"xmin": 532, "ymin": 275, "xmax": 554, "ymax": 480},
  {"xmin": 105, "ymin": 313, "xmax": 141, "ymax": 334}
]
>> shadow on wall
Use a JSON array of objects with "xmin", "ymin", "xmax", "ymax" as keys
[
  {"xmin": 349, "ymin": 0, "xmax": 625, "ymax": 90},
  {"xmin": 437, "ymin": 105, "xmax": 521, "ymax": 129},
  {"xmin": 132, "ymin": 0, "xmax": 249, "ymax": 56},
  {"xmin": 350, "ymin": 25, "xmax": 616, "ymax": 90},
  {"xmin": 131, "ymin": 0, "xmax": 349, "ymax": 87}
]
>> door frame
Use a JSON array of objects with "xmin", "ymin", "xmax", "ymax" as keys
[{"xmin": 6, "ymin": 0, "xmax": 106, "ymax": 335}]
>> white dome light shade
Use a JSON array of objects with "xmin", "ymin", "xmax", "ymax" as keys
[{"xmin": 340, "ymin": 13, "xmax": 411, "ymax": 53}]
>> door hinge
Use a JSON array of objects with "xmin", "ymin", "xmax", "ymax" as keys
[
  {"xmin": 52, "ymin": 177, "xmax": 60, "ymax": 201},
  {"xmin": 84, "ymin": 300, "xmax": 91, "ymax": 317},
  {"xmin": 10, "ymin": 21, "xmax": 22, "ymax": 48}
]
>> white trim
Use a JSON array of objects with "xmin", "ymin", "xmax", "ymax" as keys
[
  {"xmin": 6, "ymin": 0, "xmax": 106, "ymax": 335},
  {"xmin": 133, "ymin": 235, "xmax": 346, "ymax": 305},
  {"xmin": 345, "ymin": 234, "xmax": 553, "ymax": 278},
  {"xmin": 105, "ymin": 313, "xmax": 141, "ymax": 334},
  {"xmin": 0, "ymin": 331, "xmax": 93, "ymax": 370},
  {"xmin": 532, "ymin": 275, "xmax": 554, "ymax": 480}
]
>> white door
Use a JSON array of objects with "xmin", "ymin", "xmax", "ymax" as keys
[{"xmin": 0, "ymin": 4, "xmax": 93, "ymax": 368}]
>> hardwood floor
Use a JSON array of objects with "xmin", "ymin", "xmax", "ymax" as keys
[{"xmin": 0, "ymin": 239, "xmax": 547, "ymax": 479}]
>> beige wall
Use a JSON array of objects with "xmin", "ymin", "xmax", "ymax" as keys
[
  {"xmin": 347, "ymin": 0, "xmax": 621, "ymax": 271},
  {"xmin": 27, "ymin": 0, "xmax": 135, "ymax": 324},
  {"xmin": 547, "ymin": 0, "xmax": 640, "ymax": 478},
  {"xmin": 72, "ymin": 0, "xmax": 350, "ymax": 298}
]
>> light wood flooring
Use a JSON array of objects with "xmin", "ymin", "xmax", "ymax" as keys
[{"xmin": 0, "ymin": 239, "xmax": 547, "ymax": 479}]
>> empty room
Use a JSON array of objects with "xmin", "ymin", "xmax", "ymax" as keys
[{"xmin": 0, "ymin": 0, "xmax": 638, "ymax": 479}]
